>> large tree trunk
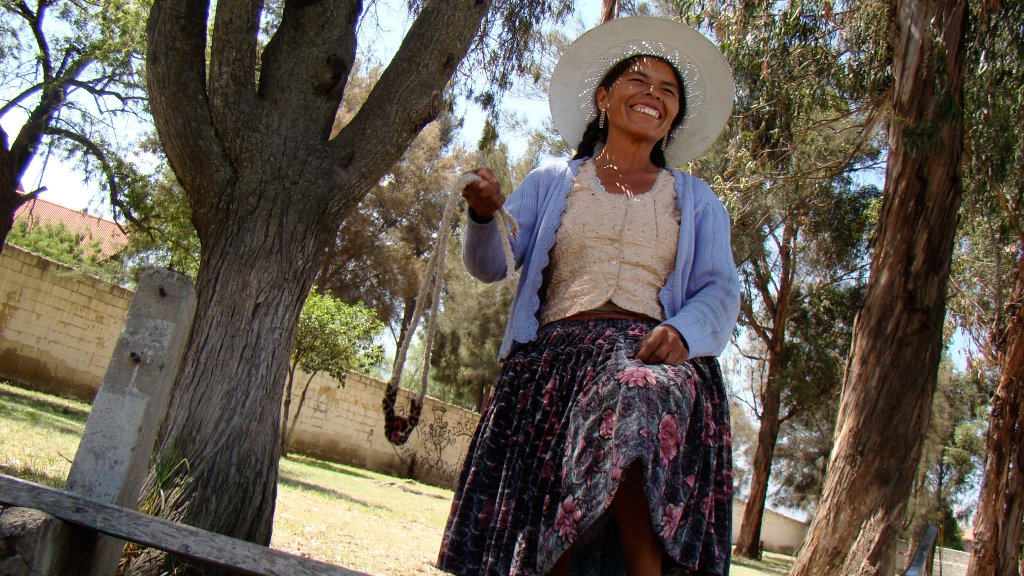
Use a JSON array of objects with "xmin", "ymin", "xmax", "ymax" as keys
[
  {"xmin": 133, "ymin": 0, "xmax": 491, "ymax": 572},
  {"xmin": 968, "ymin": 260, "xmax": 1024, "ymax": 576},
  {"xmin": 789, "ymin": 0, "xmax": 968, "ymax": 570},
  {"xmin": 734, "ymin": 378, "xmax": 782, "ymax": 559},
  {"xmin": 129, "ymin": 198, "xmax": 329, "ymax": 573}
]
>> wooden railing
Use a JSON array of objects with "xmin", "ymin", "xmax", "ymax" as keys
[{"xmin": 0, "ymin": 474, "xmax": 365, "ymax": 576}]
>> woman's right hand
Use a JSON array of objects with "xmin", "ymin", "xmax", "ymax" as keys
[{"xmin": 463, "ymin": 168, "xmax": 505, "ymax": 220}]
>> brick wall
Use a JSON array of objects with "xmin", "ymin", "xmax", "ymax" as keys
[
  {"xmin": 286, "ymin": 370, "xmax": 479, "ymax": 489},
  {"xmin": 0, "ymin": 245, "xmax": 131, "ymax": 401}
]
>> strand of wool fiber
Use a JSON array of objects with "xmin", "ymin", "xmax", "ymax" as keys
[{"xmin": 387, "ymin": 172, "xmax": 519, "ymax": 407}]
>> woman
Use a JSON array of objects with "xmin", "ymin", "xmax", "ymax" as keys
[{"xmin": 438, "ymin": 17, "xmax": 740, "ymax": 576}]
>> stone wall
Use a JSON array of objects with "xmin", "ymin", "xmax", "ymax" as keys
[
  {"xmin": 0, "ymin": 245, "xmax": 131, "ymax": 402},
  {"xmin": 286, "ymin": 371, "xmax": 479, "ymax": 489},
  {"xmin": 0, "ymin": 244, "xmax": 479, "ymax": 488}
]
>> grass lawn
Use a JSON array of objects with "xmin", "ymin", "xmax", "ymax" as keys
[{"xmin": 0, "ymin": 382, "xmax": 794, "ymax": 575}]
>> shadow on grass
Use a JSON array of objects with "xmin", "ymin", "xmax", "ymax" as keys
[
  {"xmin": 0, "ymin": 462, "xmax": 66, "ymax": 489},
  {"xmin": 283, "ymin": 454, "xmax": 379, "ymax": 482},
  {"xmin": 0, "ymin": 384, "xmax": 90, "ymax": 424},
  {"xmin": 278, "ymin": 475, "xmax": 391, "ymax": 512}
]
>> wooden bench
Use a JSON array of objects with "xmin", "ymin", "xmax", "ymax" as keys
[{"xmin": 0, "ymin": 474, "xmax": 366, "ymax": 576}]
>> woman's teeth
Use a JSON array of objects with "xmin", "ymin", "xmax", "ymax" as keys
[{"xmin": 632, "ymin": 105, "xmax": 660, "ymax": 118}]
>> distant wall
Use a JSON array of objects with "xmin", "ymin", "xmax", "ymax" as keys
[
  {"xmin": 286, "ymin": 371, "xmax": 479, "ymax": 489},
  {"xmin": 731, "ymin": 499, "xmax": 808, "ymax": 555},
  {"xmin": 0, "ymin": 245, "xmax": 131, "ymax": 402},
  {"xmin": 0, "ymin": 244, "xmax": 479, "ymax": 488}
]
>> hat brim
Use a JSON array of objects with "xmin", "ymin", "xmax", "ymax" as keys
[{"xmin": 549, "ymin": 17, "xmax": 735, "ymax": 167}]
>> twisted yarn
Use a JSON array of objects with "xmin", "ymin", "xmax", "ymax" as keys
[{"xmin": 383, "ymin": 172, "xmax": 518, "ymax": 444}]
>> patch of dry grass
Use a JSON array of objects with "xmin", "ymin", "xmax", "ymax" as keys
[
  {"xmin": 271, "ymin": 455, "xmax": 453, "ymax": 575},
  {"xmin": 0, "ymin": 382, "xmax": 87, "ymax": 487},
  {"xmin": 729, "ymin": 551, "xmax": 795, "ymax": 575}
]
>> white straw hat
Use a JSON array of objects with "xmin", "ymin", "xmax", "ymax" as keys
[{"xmin": 549, "ymin": 17, "xmax": 735, "ymax": 167}]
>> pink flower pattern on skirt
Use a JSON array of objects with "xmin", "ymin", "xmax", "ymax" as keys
[
  {"xmin": 600, "ymin": 409, "xmax": 617, "ymax": 438},
  {"xmin": 616, "ymin": 365, "xmax": 657, "ymax": 388},
  {"xmin": 554, "ymin": 495, "xmax": 583, "ymax": 541},
  {"xmin": 660, "ymin": 502, "xmax": 686, "ymax": 540},
  {"xmin": 659, "ymin": 413, "xmax": 681, "ymax": 466},
  {"xmin": 438, "ymin": 318, "xmax": 733, "ymax": 576}
]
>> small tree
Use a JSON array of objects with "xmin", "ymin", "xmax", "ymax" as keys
[{"xmin": 280, "ymin": 290, "xmax": 384, "ymax": 453}]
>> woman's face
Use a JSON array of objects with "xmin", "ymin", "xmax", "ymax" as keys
[{"xmin": 596, "ymin": 57, "xmax": 681, "ymax": 145}]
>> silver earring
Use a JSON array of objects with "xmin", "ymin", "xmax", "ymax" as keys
[
  {"xmin": 599, "ymin": 109, "xmax": 606, "ymax": 129},
  {"xmin": 661, "ymin": 134, "xmax": 669, "ymax": 150}
]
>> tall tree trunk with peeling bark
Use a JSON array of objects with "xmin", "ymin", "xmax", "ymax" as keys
[
  {"xmin": 129, "ymin": 0, "xmax": 490, "ymax": 573},
  {"xmin": 789, "ymin": 0, "xmax": 968, "ymax": 571},
  {"xmin": 734, "ymin": 365, "xmax": 782, "ymax": 558},
  {"xmin": 968, "ymin": 259, "xmax": 1024, "ymax": 576},
  {"xmin": 735, "ymin": 222, "xmax": 795, "ymax": 559}
]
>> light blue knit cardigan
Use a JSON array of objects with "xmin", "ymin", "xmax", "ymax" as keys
[{"xmin": 462, "ymin": 157, "xmax": 741, "ymax": 361}]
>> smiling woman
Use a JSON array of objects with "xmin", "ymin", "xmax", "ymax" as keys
[
  {"xmin": 577, "ymin": 56, "xmax": 687, "ymax": 186},
  {"xmin": 437, "ymin": 17, "xmax": 740, "ymax": 576}
]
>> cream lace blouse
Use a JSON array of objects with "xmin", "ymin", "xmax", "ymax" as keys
[{"xmin": 540, "ymin": 160, "xmax": 681, "ymax": 325}]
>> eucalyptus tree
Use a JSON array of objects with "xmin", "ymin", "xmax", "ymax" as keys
[
  {"xmin": 790, "ymin": 0, "xmax": 970, "ymax": 567},
  {"xmin": 0, "ymin": 0, "xmax": 149, "ymax": 247},
  {"xmin": 131, "ymin": 1, "xmax": 572, "ymax": 572},
  {"xmin": 663, "ymin": 0, "xmax": 884, "ymax": 557},
  {"xmin": 954, "ymin": 0, "xmax": 1024, "ymax": 570}
]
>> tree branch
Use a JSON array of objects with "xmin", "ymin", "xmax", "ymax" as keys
[
  {"xmin": 328, "ymin": 0, "xmax": 490, "ymax": 212},
  {"xmin": 18, "ymin": 0, "xmax": 53, "ymax": 80},
  {"xmin": 258, "ymin": 0, "xmax": 362, "ymax": 150},
  {"xmin": 146, "ymin": 0, "xmax": 235, "ymax": 225},
  {"xmin": 43, "ymin": 126, "xmax": 146, "ymax": 230},
  {"xmin": 0, "ymin": 83, "xmax": 44, "ymax": 117},
  {"xmin": 208, "ymin": 0, "xmax": 263, "ymax": 158}
]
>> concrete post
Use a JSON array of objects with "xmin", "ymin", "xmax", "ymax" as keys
[{"xmin": 56, "ymin": 268, "xmax": 196, "ymax": 575}]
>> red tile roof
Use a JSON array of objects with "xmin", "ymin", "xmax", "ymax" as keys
[{"xmin": 14, "ymin": 197, "xmax": 129, "ymax": 258}]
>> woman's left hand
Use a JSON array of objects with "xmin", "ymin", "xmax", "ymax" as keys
[{"xmin": 636, "ymin": 326, "xmax": 689, "ymax": 365}]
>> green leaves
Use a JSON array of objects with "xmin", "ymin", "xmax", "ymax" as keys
[
  {"xmin": 7, "ymin": 216, "xmax": 129, "ymax": 283},
  {"xmin": 1, "ymin": 0, "xmax": 152, "ymax": 243},
  {"xmin": 292, "ymin": 290, "xmax": 386, "ymax": 383}
]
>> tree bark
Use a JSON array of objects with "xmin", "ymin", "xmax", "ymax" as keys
[
  {"xmin": 789, "ymin": 0, "xmax": 968, "ymax": 571},
  {"xmin": 968, "ymin": 259, "xmax": 1024, "ymax": 576},
  {"xmin": 599, "ymin": 0, "xmax": 619, "ymax": 23},
  {"xmin": 133, "ymin": 0, "xmax": 490, "ymax": 572},
  {"xmin": 734, "ymin": 377, "xmax": 782, "ymax": 558}
]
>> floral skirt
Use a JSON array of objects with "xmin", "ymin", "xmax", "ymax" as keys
[{"xmin": 437, "ymin": 318, "xmax": 732, "ymax": 576}]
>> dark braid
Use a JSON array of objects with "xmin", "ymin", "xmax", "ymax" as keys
[{"xmin": 572, "ymin": 55, "xmax": 688, "ymax": 168}]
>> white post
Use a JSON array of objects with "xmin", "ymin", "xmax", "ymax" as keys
[{"xmin": 58, "ymin": 268, "xmax": 197, "ymax": 575}]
